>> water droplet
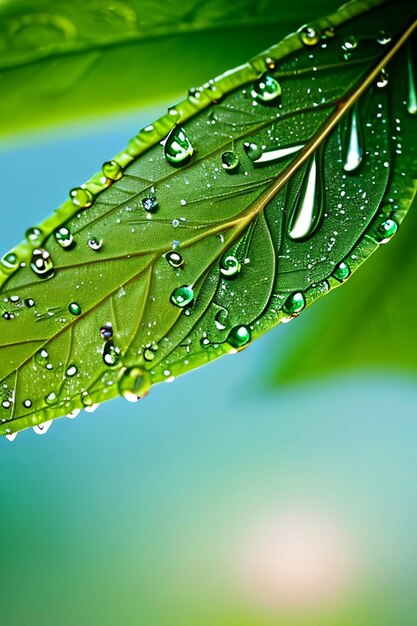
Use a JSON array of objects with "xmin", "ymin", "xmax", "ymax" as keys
[
  {"xmin": 70, "ymin": 187, "xmax": 93, "ymax": 208},
  {"xmin": 55, "ymin": 226, "xmax": 74, "ymax": 249},
  {"xmin": 66, "ymin": 365, "xmax": 77, "ymax": 377},
  {"xmin": 34, "ymin": 420, "xmax": 53, "ymax": 435},
  {"xmin": 142, "ymin": 187, "xmax": 158, "ymax": 212},
  {"xmin": 100, "ymin": 323, "xmax": 113, "ymax": 339},
  {"xmin": 332, "ymin": 261, "xmax": 351, "ymax": 282},
  {"xmin": 243, "ymin": 142, "xmax": 263, "ymax": 161},
  {"xmin": 118, "ymin": 367, "xmax": 151, "ymax": 402},
  {"xmin": 376, "ymin": 68, "xmax": 388, "ymax": 88},
  {"xmin": 30, "ymin": 248, "xmax": 54, "ymax": 278},
  {"xmin": 220, "ymin": 255, "xmax": 241, "ymax": 278},
  {"xmin": 227, "ymin": 325, "xmax": 251, "ymax": 349},
  {"xmin": 250, "ymin": 143, "xmax": 304, "ymax": 165},
  {"xmin": 68, "ymin": 302, "xmax": 81, "ymax": 315},
  {"xmin": 102, "ymin": 160, "xmax": 123, "ymax": 181},
  {"xmin": 288, "ymin": 150, "xmax": 324, "ymax": 240},
  {"xmin": 25, "ymin": 227, "xmax": 43, "ymax": 246},
  {"xmin": 377, "ymin": 218, "xmax": 398, "ymax": 243},
  {"xmin": 6, "ymin": 432, "xmax": 18, "ymax": 442},
  {"xmin": 23, "ymin": 399, "xmax": 32, "ymax": 408},
  {"xmin": 166, "ymin": 251, "xmax": 184, "ymax": 268},
  {"xmin": 299, "ymin": 25, "xmax": 320, "ymax": 46},
  {"xmin": 1, "ymin": 252, "xmax": 19, "ymax": 270},
  {"xmin": 251, "ymin": 73, "xmax": 281, "ymax": 103},
  {"xmin": 24, "ymin": 298, "xmax": 35, "ymax": 308},
  {"xmin": 342, "ymin": 36, "xmax": 357, "ymax": 51},
  {"xmin": 323, "ymin": 27, "xmax": 335, "ymax": 38},
  {"xmin": 170, "ymin": 285, "xmax": 194, "ymax": 308},
  {"xmin": 377, "ymin": 32, "xmax": 391, "ymax": 45},
  {"xmin": 342, "ymin": 103, "xmax": 363, "ymax": 173},
  {"xmin": 164, "ymin": 127, "xmax": 194, "ymax": 166},
  {"xmin": 143, "ymin": 343, "xmax": 157, "ymax": 361},
  {"xmin": 103, "ymin": 341, "xmax": 120, "ymax": 366},
  {"xmin": 265, "ymin": 56, "xmax": 276, "ymax": 70},
  {"xmin": 221, "ymin": 151, "xmax": 240, "ymax": 172},
  {"xmin": 407, "ymin": 46, "xmax": 417, "ymax": 115},
  {"xmin": 88, "ymin": 237, "xmax": 103, "ymax": 251},
  {"xmin": 45, "ymin": 392, "xmax": 57, "ymax": 405},
  {"xmin": 2, "ymin": 312, "xmax": 14, "ymax": 321},
  {"xmin": 67, "ymin": 409, "xmax": 80, "ymax": 419},
  {"xmin": 283, "ymin": 292, "xmax": 306, "ymax": 315}
]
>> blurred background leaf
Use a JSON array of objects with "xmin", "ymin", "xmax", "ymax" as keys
[{"xmin": 0, "ymin": 0, "xmax": 337, "ymax": 139}]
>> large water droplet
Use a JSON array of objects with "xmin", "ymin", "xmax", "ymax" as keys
[
  {"xmin": 55, "ymin": 226, "xmax": 74, "ymax": 249},
  {"xmin": 70, "ymin": 187, "xmax": 93, "ymax": 208},
  {"xmin": 407, "ymin": 46, "xmax": 417, "ymax": 115},
  {"xmin": 221, "ymin": 151, "xmax": 240, "ymax": 172},
  {"xmin": 30, "ymin": 248, "xmax": 54, "ymax": 278},
  {"xmin": 118, "ymin": 367, "xmax": 151, "ymax": 402},
  {"xmin": 170, "ymin": 285, "xmax": 194, "ymax": 308},
  {"xmin": 377, "ymin": 218, "xmax": 398, "ymax": 243},
  {"xmin": 68, "ymin": 302, "xmax": 81, "ymax": 315},
  {"xmin": 299, "ymin": 25, "xmax": 320, "ymax": 46},
  {"xmin": 25, "ymin": 227, "xmax": 43, "ymax": 247},
  {"xmin": 288, "ymin": 150, "xmax": 323, "ymax": 240},
  {"xmin": 1, "ymin": 252, "xmax": 19, "ymax": 270},
  {"xmin": 66, "ymin": 364, "xmax": 78, "ymax": 377},
  {"xmin": 164, "ymin": 127, "xmax": 194, "ymax": 166},
  {"xmin": 332, "ymin": 261, "xmax": 351, "ymax": 282},
  {"xmin": 220, "ymin": 255, "xmax": 241, "ymax": 278},
  {"xmin": 342, "ymin": 103, "xmax": 363, "ymax": 173},
  {"xmin": 102, "ymin": 160, "xmax": 123, "ymax": 181},
  {"xmin": 166, "ymin": 251, "xmax": 184, "ymax": 268},
  {"xmin": 103, "ymin": 341, "xmax": 120, "ymax": 366},
  {"xmin": 283, "ymin": 292, "xmax": 306, "ymax": 314},
  {"xmin": 227, "ymin": 325, "xmax": 251, "ymax": 349},
  {"xmin": 251, "ymin": 73, "xmax": 281, "ymax": 103}
]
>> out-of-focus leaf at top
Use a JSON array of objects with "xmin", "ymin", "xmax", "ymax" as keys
[
  {"xmin": 0, "ymin": 0, "xmax": 338, "ymax": 139},
  {"xmin": 0, "ymin": 0, "xmax": 416, "ymax": 437}
]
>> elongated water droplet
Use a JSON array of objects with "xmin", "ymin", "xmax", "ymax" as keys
[
  {"xmin": 118, "ymin": 367, "xmax": 151, "ymax": 403},
  {"xmin": 288, "ymin": 150, "xmax": 323, "ymax": 240},
  {"xmin": 407, "ymin": 46, "xmax": 417, "ymax": 115},
  {"xmin": 25, "ymin": 227, "xmax": 43, "ymax": 247},
  {"xmin": 299, "ymin": 25, "xmax": 320, "ymax": 46},
  {"xmin": 55, "ymin": 226, "xmax": 74, "ymax": 249},
  {"xmin": 31, "ymin": 248, "xmax": 54, "ymax": 278},
  {"xmin": 221, "ymin": 151, "xmax": 239, "ymax": 172},
  {"xmin": 332, "ymin": 261, "xmax": 351, "ymax": 282},
  {"xmin": 70, "ymin": 187, "xmax": 93, "ymax": 208},
  {"xmin": 283, "ymin": 292, "xmax": 306, "ymax": 314},
  {"xmin": 103, "ymin": 341, "xmax": 120, "ymax": 366},
  {"xmin": 164, "ymin": 127, "xmax": 193, "ymax": 165},
  {"xmin": 250, "ymin": 143, "xmax": 304, "ymax": 165},
  {"xmin": 68, "ymin": 302, "xmax": 81, "ymax": 315},
  {"xmin": 34, "ymin": 420, "xmax": 53, "ymax": 434},
  {"xmin": 170, "ymin": 285, "xmax": 194, "ymax": 308},
  {"xmin": 251, "ymin": 73, "xmax": 281, "ymax": 103},
  {"xmin": 220, "ymin": 255, "xmax": 241, "ymax": 278},
  {"xmin": 342, "ymin": 103, "xmax": 363, "ymax": 173},
  {"xmin": 166, "ymin": 251, "xmax": 184, "ymax": 268},
  {"xmin": 102, "ymin": 160, "xmax": 123, "ymax": 181},
  {"xmin": 227, "ymin": 325, "xmax": 251, "ymax": 349},
  {"xmin": 377, "ymin": 218, "xmax": 398, "ymax": 243}
]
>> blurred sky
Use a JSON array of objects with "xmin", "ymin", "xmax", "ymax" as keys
[{"xmin": 1, "ymin": 113, "xmax": 417, "ymax": 626}]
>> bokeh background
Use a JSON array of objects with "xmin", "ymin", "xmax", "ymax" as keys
[{"xmin": 1, "ymin": 110, "xmax": 417, "ymax": 626}]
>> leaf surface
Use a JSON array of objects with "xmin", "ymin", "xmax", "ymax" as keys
[{"xmin": 1, "ymin": 0, "xmax": 416, "ymax": 436}]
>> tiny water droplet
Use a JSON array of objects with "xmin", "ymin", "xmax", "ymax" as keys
[
  {"xmin": 170, "ymin": 285, "xmax": 194, "ymax": 308},
  {"xmin": 166, "ymin": 251, "xmax": 184, "ymax": 268},
  {"xmin": 118, "ymin": 367, "xmax": 151, "ymax": 402},
  {"xmin": 68, "ymin": 302, "xmax": 81, "ymax": 315},
  {"xmin": 100, "ymin": 323, "xmax": 113, "ymax": 339},
  {"xmin": 55, "ymin": 226, "xmax": 74, "ymax": 249},
  {"xmin": 88, "ymin": 237, "xmax": 103, "ymax": 251},
  {"xmin": 70, "ymin": 187, "xmax": 93, "ymax": 208},
  {"xmin": 332, "ymin": 261, "xmax": 351, "ymax": 282},
  {"xmin": 142, "ymin": 187, "xmax": 158, "ymax": 212},
  {"xmin": 220, "ymin": 255, "xmax": 241, "ymax": 278},
  {"xmin": 227, "ymin": 325, "xmax": 251, "ymax": 349},
  {"xmin": 103, "ymin": 341, "xmax": 120, "ymax": 366},
  {"xmin": 243, "ymin": 142, "xmax": 263, "ymax": 161},
  {"xmin": 221, "ymin": 151, "xmax": 240, "ymax": 172},
  {"xmin": 25, "ymin": 227, "xmax": 43, "ymax": 246},
  {"xmin": 283, "ymin": 292, "xmax": 306, "ymax": 315},
  {"xmin": 377, "ymin": 218, "xmax": 398, "ymax": 243},
  {"xmin": 164, "ymin": 127, "xmax": 194, "ymax": 166},
  {"xmin": 299, "ymin": 25, "xmax": 320, "ymax": 46},
  {"xmin": 102, "ymin": 160, "xmax": 123, "ymax": 181},
  {"xmin": 30, "ymin": 248, "xmax": 54, "ymax": 278},
  {"xmin": 251, "ymin": 73, "xmax": 281, "ymax": 103}
]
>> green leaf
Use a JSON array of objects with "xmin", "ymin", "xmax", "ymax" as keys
[
  {"xmin": 0, "ymin": 0, "xmax": 338, "ymax": 139},
  {"xmin": 1, "ymin": 0, "xmax": 416, "ymax": 437}
]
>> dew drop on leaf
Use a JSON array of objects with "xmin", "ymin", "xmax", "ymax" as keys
[
  {"xmin": 88, "ymin": 237, "xmax": 103, "ymax": 251},
  {"xmin": 243, "ymin": 141, "xmax": 263, "ymax": 161},
  {"xmin": 142, "ymin": 187, "xmax": 158, "ymax": 212},
  {"xmin": 70, "ymin": 187, "xmax": 94, "ymax": 208},
  {"xmin": 118, "ymin": 367, "xmax": 151, "ymax": 403},
  {"xmin": 1, "ymin": 252, "xmax": 19, "ymax": 270},
  {"xmin": 251, "ymin": 73, "xmax": 281, "ymax": 103},
  {"xmin": 66, "ymin": 365, "xmax": 77, "ymax": 377},
  {"xmin": 68, "ymin": 302, "xmax": 81, "ymax": 315},
  {"xmin": 299, "ymin": 25, "xmax": 320, "ymax": 46},
  {"xmin": 100, "ymin": 323, "xmax": 113, "ymax": 339},
  {"xmin": 342, "ymin": 103, "xmax": 363, "ymax": 173},
  {"xmin": 227, "ymin": 325, "xmax": 251, "ymax": 349},
  {"xmin": 30, "ymin": 248, "xmax": 54, "ymax": 278},
  {"xmin": 103, "ymin": 341, "xmax": 120, "ymax": 366},
  {"xmin": 342, "ymin": 36, "xmax": 358, "ymax": 51},
  {"xmin": 407, "ymin": 47, "xmax": 417, "ymax": 115},
  {"xmin": 220, "ymin": 255, "xmax": 241, "ymax": 278},
  {"xmin": 170, "ymin": 285, "xmax": 194, "ymax": 308},
  {"xmin": 377, "ymin": 218, "xmax": 398, "ymax": 243},
  {"xmin": 164, "ymin": 127, "xmax": 194, "ymax": 165},
  {"xmin": 288, "ymin": 151, "xmax": 323, "ymax": 240},
  {"xmin": 221, "ymin": 151, "xmax": 240, "ymax": 172},
  {"xmin": 332, "ymin": 261, "xmax": 351, "ymax": 282},
  {"xmin": 102, "ymin": 160, "xmax": 123, "ymax": 181},
  {"xmin": 25, "ymin": 227, "xmax": 43, "ymax": 247},
  {"xmin": 55, "ymin": 226, "xmax": 74, "ymax": 249},
  {"xmin": 283, "ymin": 292, "xmax": 306, "ymax": 314},
  {"xmin": 166, "ymin": 251, "xmax": 184, "ymax": 268},
  {"xmin": 376, "ymin": 68, "xmax": 389, "ymax": 88}
]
